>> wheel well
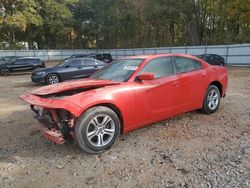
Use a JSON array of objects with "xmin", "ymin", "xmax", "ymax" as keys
[
  {"xmin": 92, "ymin": 103, "xmax": 124, "ymax": 134},
  {"xmin": 210, "ymin": 81, "xmax": 222, "ymax": 96}
]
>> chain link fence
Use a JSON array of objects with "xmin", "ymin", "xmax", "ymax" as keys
[{"xmin": 0, "ymin": 44, "xmax": 249, "ymax": 65}]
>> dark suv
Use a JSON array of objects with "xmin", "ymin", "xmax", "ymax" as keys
[
  {"xmin": 0, "ymin": 57, "xmax": 45, "ymax": 76},
  {"xmin": 88, "ymin": 53, "xmax": 113, "ymax": 63}
]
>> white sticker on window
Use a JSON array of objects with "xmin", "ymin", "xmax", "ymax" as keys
[{"xmin": 123, "ymin": 66, "xmax": 138, "ymax": 70}]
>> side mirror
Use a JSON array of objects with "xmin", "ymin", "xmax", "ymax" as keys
[{"xmin": 137, "ymin": 73, "xmax": 154, "ymax": 81}]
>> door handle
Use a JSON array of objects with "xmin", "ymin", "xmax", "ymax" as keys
[
  {"xmin": 171, "ymin": 81, "xmax": 178, "ymax": 86},
  {"xmin": 202, "ymin": 72, "xmax": 207, "ymax": 77}
]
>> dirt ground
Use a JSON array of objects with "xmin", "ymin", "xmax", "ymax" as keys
[{"xmin": 0, "ymin": 65, "xmax": 249, "ymax": 188}]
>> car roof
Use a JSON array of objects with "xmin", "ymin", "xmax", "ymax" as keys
[
  {"xmin": 124, "ymin": 53, "xmax": 198, "ymax": 60},
  {"xmin": 69, "ymin": 57, "xmax": 99, "ymax": 60}
]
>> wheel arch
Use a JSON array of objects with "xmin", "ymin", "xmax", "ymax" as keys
[
  {"xmin": 209, "ymin": 80, "xmax": 223, "ymax": 96},
  {"xmin": 85, "ymin": 103, "xmax": 124, "ymax": 134}
]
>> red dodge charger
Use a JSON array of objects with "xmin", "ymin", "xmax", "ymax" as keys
[{"xmin": 20, "ymin": 54, "xmax": 228, "ymax": 153}]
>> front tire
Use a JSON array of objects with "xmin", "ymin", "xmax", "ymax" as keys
[
  {"xmin": 201, "ymin": 85, "xmax": 221, "ymax": 114},
  {"xmin": 46, "ymin": 73, "xmax": 60, "ymax": 84},
  {"xmin": 0, "ymin": 67, "xmax": 10, "ymax": 76},
  {"xmin": 75, "ymin": 106, "xmax": 121, "ymax": 154}
]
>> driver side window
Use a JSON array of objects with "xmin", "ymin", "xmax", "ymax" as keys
[{"xmin": 140, "ymin": 57, "xmax": 174, "ymax": 79}]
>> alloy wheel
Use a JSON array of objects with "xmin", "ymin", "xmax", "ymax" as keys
[
  {"xmin": 86, "ymin": 114, "xmax": 115, "ymax": 147},
  {"xmin": 0, "ymin": 68, "xmax": 10, "ymax": 76},
  {"xmin": 48, "ymin": 75, "xmax": 59, "ymax": 84},
  {"xmin": 207, "ymin": 89, "xmax": 219, "ymax": 110}
]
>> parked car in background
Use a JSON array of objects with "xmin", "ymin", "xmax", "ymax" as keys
[
  {"xmin": 64, "ymin": 54, "xmax": 88, "ymax": 61},
  {"xmin": 65, "ymin": 53, "xmax": 113, "ymax": 63},
  {"xmin": 0, "ymin": 57, "xmax": 45, "ymax": 76},
  {"xmin": 32, "ymin": 58, "xmax": 106, "ymax": 84},
  {"xmin": 20, "ymin": 54, "xmax": 228, "ymax": 153},
  {"xmin": 88, "ymin": 53, "xmax": 113, "ymax": 63},
  {"xmin": 197, "ymin": 54, "xmax": 225, "ymax": 66},
  {"xmin": 0, "ymin": 56, "xmax": 22, "ymax": 64}
]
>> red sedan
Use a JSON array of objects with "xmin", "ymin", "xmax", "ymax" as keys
[{"xmin": 20, "ymin": 54, "xmax": 228, "ymax": 153}]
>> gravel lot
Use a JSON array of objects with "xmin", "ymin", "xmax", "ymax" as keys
[{"xmin": 0, "ymin": 65, "xmax": 249, "ymax": 188}]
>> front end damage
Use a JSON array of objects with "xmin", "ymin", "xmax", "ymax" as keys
[
  {"xmin": 20, "ymin": 93, "xmax": 83, "ymax": 145},
  {"xmin": 20, "ymin": 79, "xmax": 120, "ymax": 145},
  {"xmin": 31, "ymin": 105, "xmax": 77, "ymax": 144}
]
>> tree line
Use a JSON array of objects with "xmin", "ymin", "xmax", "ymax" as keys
[{"xmin": 0, "ymin": 0, "xmax": 249, "ymax": 50}]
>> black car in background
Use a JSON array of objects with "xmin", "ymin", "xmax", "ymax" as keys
[
  {"xmin": 0, "ymin": 56, "xmax": 22, "ymax": 64},
  {"xmin": 32, "ymin": 58, "xmax": 106, "ymax": 84},
  {"xmin": 64, "ymin": 54, "xmax": 88, "ymax": 61},
  {"xmin": 89, "ymin": 53, "xmax": 113, "ymax": 63},
  {"xmin": 197, "ymin": 54, "xmax": 225, "ymax": 66},
  {"xmin": 0, "ymin": 57, "xmax": 45, "ymax": 76}
]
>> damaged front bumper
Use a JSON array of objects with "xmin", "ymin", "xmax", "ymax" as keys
[
  {"xmin": 31, "ymin": 105, "xmax": 77, "ymax": 144},
  {"xmin": 38, "ymin": 124, "xmax": 65, "ymax": 145},
  {"xmin": 19, "ymin": 92, "xmax": 81, "ymax": 144}
]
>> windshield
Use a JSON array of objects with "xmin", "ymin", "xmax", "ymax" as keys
[
  {"xmin": 91, "ymin": 59, "xmax": 144, "ymax": 82},
  {"xmin": 55, "ymin": 61, "xmax": 67, "ymax": 67}
]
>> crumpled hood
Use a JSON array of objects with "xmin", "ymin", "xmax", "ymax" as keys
[{"xmin": 30, "ymin": 78, "xmax": 120, "ymax": 96}]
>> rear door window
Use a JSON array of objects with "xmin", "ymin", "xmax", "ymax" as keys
[
  {"xmin": 83, "ymin": 59, "xmax": 95, "ymax": 66},
  {"xmin": 175, "ymin": 57, "xmax": 202, "ymax": 73},
  {"xmin": 15, "ymin": 59, "xmax": 28, "ymax": 64}
]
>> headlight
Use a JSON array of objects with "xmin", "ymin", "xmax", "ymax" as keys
[{"xmin": 36, "ymin": 71, "xmax": 46, "ymax": 75}]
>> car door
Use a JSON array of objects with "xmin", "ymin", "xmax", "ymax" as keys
[
  {"xmin": 133, "ymin": 57, "xmax": 179, "ymax": 126},
  {"xmin": 12, "ymin": 59, "xmax": 30, "ymax": 71},
  {"xmin": 59, "ymin": 59, "xmax": 83, "ymax": 80},
  {"xmin": 174, "ymin": 56, "xmax": 208, "ymax": 113},
  {"xmin": 25, "ymin": 59, "xmax": 37, "ymax": 70},
  {"xmin": 78, "ymin": 59, "xmax": 101, "ymax": 77}
]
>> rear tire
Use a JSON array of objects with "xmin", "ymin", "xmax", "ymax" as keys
[
  {"xmin": 201, "ymin": 85, "xmax": 221, "ymax": 114},
  {"xmin": 220, "ymin": 62, "xmax": 224, "ymax": 66},
  {"xmin": 75, "ymin": 106, "xmax": 121, "ymax": 154},
  {"xmin": 0, "ymin": 67, "xmax": 10, "ymax": 76},
  {"xmin": 46, "ymin": 73, "xmax": 60, "ymax": 84}
]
